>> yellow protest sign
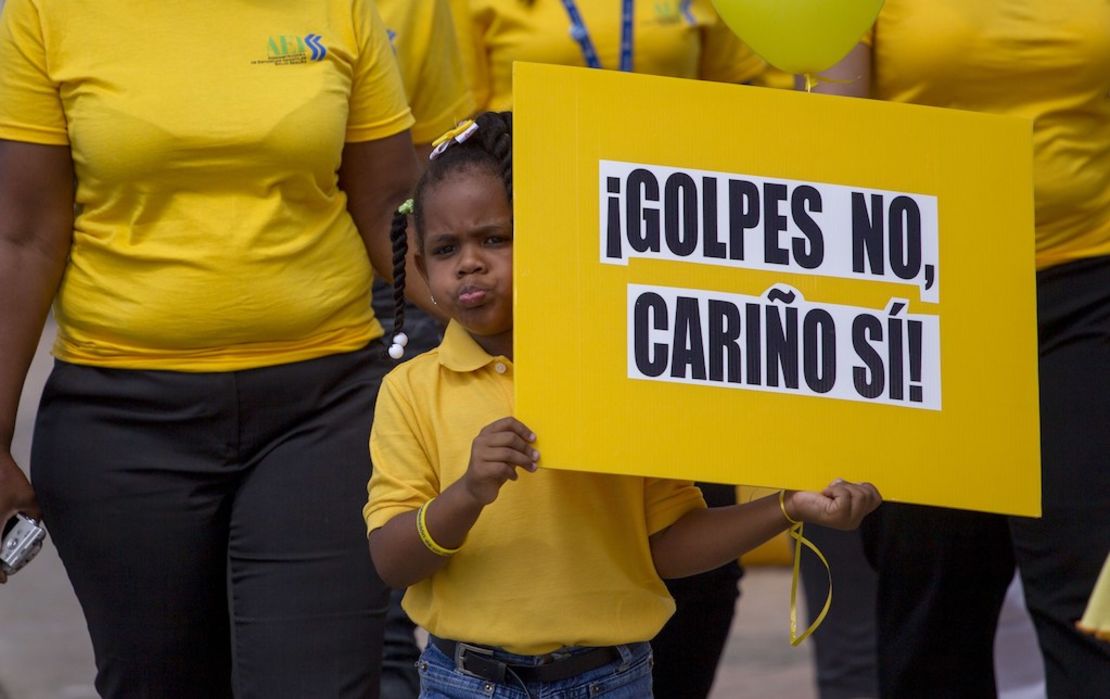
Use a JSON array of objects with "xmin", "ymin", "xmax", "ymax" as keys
[{"xmin": 513, "ymin": 63, "xmax": 1040, "ymax": 516}]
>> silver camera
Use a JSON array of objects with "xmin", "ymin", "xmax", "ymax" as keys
[{"xmin": 1, "ymin": 514, "xmax": 47, "ymax": 577}]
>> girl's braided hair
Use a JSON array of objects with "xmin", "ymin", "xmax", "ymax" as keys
[{"xmin": 387, "ymin": 111, "xmax": 514, "ymax": 359}]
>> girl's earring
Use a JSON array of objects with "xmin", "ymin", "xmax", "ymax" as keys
[{"xmin": 431, "ymin": 294, "xmax": 438, "ymax": 305}]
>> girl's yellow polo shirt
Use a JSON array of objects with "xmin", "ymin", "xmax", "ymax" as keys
[
  {"xmin": 458, "ymin": 0, "xmax": 766, "ymax": 112},
  {"xmin": 365, "ymin": 322, "xmax": 706, "ymax": 655},
  {"xmin": 0, "ymin": 0, "xmax": 414, "ymax": 371}
]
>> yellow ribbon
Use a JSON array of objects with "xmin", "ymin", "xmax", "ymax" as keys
[
  {"xmin": 787, "ymin": 521, "xmax": 832, "ymax": 646},
  {"xmin": 431, "ymin": 119, "xmax": 477, "ymax": 148}
]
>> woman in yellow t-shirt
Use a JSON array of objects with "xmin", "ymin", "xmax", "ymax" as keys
[
  {"xmin": 0, "ymin": 0, "xmax": 424, "ymax": 695},
  {"xmin": 814, "ymin": 2, "xmax": 1110, "ymax": 696},
  {"xmin": 450, "ymin": 3, "xmax": 767, "ymax": 695}
]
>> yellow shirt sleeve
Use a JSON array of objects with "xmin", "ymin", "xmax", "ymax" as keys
[
  {"xmin": 643, "ymin": 478, "xmax": 706, "ymax": 536},
  {"xmin": 0, "ymin": 0, "xmax": 69, "ymax": 144},
  {"xmin": 346, "ymin": 0, "xmax": 415, "ymax": 142},
  {"xmin": 365, "ymin": 371, "xmax": 440, "ymax": 534},
  {"xmin": 447, "ymin": 0, "xmax": 482, "ymax": 112},
  {"xmin": 458, "ymin": 1, "xmax": 494, "ymax": 113},
  {"xmin": 388, "ymin": 0, "xmax": 476, "ymax": 145}
]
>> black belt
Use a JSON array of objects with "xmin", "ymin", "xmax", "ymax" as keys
[{"xmin": 429, "ymin": 636, "xmax": 622, "ymax": 684}]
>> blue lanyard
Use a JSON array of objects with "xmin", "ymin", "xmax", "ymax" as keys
[
  {"xmin": 680, "ymin": 0, "xmax": 695, "ymax": 25},
  {"xmin": 561, "ymin": 0, "xmax": 634, "ymax": 72}
]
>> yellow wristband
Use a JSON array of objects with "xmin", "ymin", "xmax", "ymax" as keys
[
  {"xmin": 779, "ymin": 490, "xmax": 802, "ymax": 526},
  {"xmin": 416, "ymin": 499, "xmax": 462, "ymax": 557}
]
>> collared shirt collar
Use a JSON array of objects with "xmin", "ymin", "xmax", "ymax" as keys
[{"xmin": 437, "ymin": 320, "xmax": 510, "ymax": 373}]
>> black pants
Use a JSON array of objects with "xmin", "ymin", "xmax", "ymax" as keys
[
  {"xmin": 861, "ymin": 256, "xmax": 1110, "ymax": 698},
  {"xmin": 32, "ymin": 346, "xmax": 391, "ymax": 699},
  {"xmin": 653, "ymin": 483, "xmax": 743, "ymax": 699},
  {"xmin": 372, "ymin": 283, "xmax": 443, "ymax": 699},
  {"xmin": 861, "ymin": 504, "xmax": 1014, "ymax": 698},
  {"xmin": 381, "ymin": 587, "xmax": 422, "ymax": 699},
  {"xmin": 801, "ymin": 526, "xmax": 879, "ymax": 699}
]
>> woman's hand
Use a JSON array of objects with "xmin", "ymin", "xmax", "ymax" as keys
[
  {"xmin": 462, "ymin": 417, "xmax": 538, "ymax": 506},
  {"xmin": 0, "ymin": 451, "xmax": 41, "ymax": 584},
  {"xmin": 784, "ymin": 480, "xmax": 881, "ymax": 530}
]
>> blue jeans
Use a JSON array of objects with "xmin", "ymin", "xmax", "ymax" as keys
[{"xmin": 418, "ymin": 639, "xmax": 653, "ymax": 698}]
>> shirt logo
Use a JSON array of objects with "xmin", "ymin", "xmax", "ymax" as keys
[
  {"xmin": 653, "ymin": 1, "xmax": 682, "ymax": 24},
  {"xmin": 252, "ymin": 34, "xmax": 328, "ymax": 66},
  {"xmin": 652, "ymin": 1, "xmax": 696, "ymax": 26}
]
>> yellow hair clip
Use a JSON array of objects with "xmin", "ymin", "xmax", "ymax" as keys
[{"xmin": 430, "ymin": 119, "xmax": 479, "ymax": 159}]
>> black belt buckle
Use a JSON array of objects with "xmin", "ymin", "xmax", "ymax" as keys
[{"xmin": 454, "ymin": 641, "xmax": 508, "ymax": 683}]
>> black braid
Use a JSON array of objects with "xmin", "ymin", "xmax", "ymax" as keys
[
  {"xmin": 388, "ymin": 208, "xmax": 409, "ymax": 350},
  {"xmin": 488, "ymin": 113, "xmax": 513, "ymax": 201}
]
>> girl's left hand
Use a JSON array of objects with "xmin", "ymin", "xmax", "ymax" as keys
[{"xmin": 784, "ymin": 480, "xmax": 881, "ymax": 530}]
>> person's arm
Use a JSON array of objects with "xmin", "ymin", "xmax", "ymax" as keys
[
  {"xmin": 0, "ymin": 140, "xmax": 74, "ymax": 582},
  {"xmin": 414, "ymin": 143, "xmax": 435, "ymax": 163},
  {"xmin": 800, "ymin": 41, "xmax": 872, "ymax": 98},
  {"xmin": 369, "ymin": 417, "xmax": 538, "ymax": 588},
  {"xmin": 339, "ymin": 132, "xmax": 444, "ymax": 321},
  {"xmin": 650, "ymin": 480, "xmax": 880, "ymax": 579},
  {"xmin": 404, "ymin": 0, "xmax": 476, "ymax": 149}
]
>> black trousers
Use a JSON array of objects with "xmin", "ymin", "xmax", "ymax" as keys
[
  {"xmin": 32, "ymin": 346, "xmax": 391, "ymax": 699},
  {"xmin": 653, "ymin": 483, "xmax": 743, "ymax": 699},
  {"xmin": 861, "ymin": 504, "xmax": 1014, "ymax": 698},
  {"xmin": 372, "ymin": 283, "xmax": 443, "ymax": 699},
  {"xmin": 861, "ymin": 256, "xmax": 1110, "ymax": 699},
  {"xmin": 801, "ymin": 526, "xmax": 879, "ymax": 699}
]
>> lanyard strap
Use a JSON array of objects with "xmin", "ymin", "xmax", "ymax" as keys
[
  {"xmin": 680, "ymin": 0, "xmax": 695, "ymax": 25},
  {"xmin": 561, "ymin": 0, "xmax": 634, "ymax": 72}
]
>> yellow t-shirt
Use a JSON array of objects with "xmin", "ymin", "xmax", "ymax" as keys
[
  {"xmin": 868, "ymin": 0, "xmax": 1110, "ymax": 269},
  {"xmin": 378, "ymin": 0, "xmax": 474, "ymax": 145},
  {"xmin": 447, "ymin": 0, "xmax": 481, "ymax": 106},
  {"xmin": 364, "ymin": 321, "xmax": 706, "ymax": 655},
  {"xmin": 459, "ymin": 0, "xmax": 766, "ymax": 112},
  {"xmin": 0, "ymin": 0, "xmax": 414, "ymax": 371}
]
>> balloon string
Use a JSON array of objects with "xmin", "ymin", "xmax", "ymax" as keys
[{"xmin": 803, "ymin": 73, "xmax": 864, "ymax": 93}]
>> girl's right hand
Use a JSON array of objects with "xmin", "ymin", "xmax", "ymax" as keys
[
  {"xmin": 463, "ymin": 417, "xmax": 539, "ymax": 506},
  {"xmin": 784, "ymin": 479, "xmax": 881, "ymax": 531}
]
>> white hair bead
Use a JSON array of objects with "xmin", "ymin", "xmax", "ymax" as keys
[
  {"xmin": 393, "ymin": 332, "xmax": 409, "ymax": 348},
  {"xmin": 388, "ymin": 343, "xmax": 405, "ymax": 360}
]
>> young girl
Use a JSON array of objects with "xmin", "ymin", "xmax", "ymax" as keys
[{"xmin": 364, "ymin": 111, "xmax": 881, "ymax": 698}]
